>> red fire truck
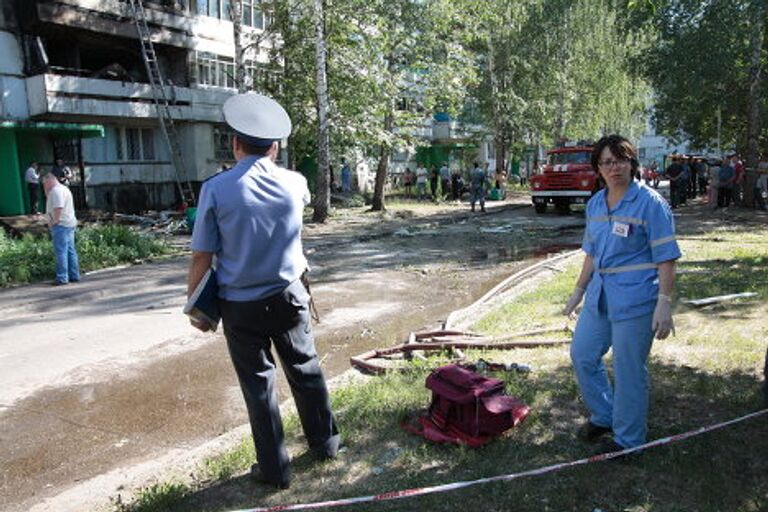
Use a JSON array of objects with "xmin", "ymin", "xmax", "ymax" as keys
[{"xmin": 530, "ymin": 142, "xmax": 599, "ymax": 214}]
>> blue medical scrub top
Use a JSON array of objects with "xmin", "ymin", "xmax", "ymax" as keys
[
  {"xmin": 582, "ymin": 182, "xmax": 681, "ymax": 321},
  {"xmin": 191, "ymin": 155, "xmax": 311, "ymax": 302}
]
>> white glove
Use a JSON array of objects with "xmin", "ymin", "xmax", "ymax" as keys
[
  {"xmin": 563, "ymin": 286, "xmax": 586, "ymax": 318},
  {"xmin": 652, "ymin": 294, "xmax": 675, "ymax": 339}
]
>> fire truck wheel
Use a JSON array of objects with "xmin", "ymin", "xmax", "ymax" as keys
[{"xmin": 534, "ymin": 203, "xmax": 547, "ymax": 214}]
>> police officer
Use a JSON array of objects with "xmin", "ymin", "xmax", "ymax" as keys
[
  {"xmin": 563, "ymin": 134, "xmax": 680, "ymax": 455},
  {"xmin": 187, "ymin": 93, "xmax": 340, "ymax": 489}
]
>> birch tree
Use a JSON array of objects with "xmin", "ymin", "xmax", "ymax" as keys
[{"xmin": 312, "ymin": 0, "xmax": 331, "ymax": 222}]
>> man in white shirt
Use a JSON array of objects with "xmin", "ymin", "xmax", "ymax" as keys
[
  {"xmin": 415, "ymin": 166, "xmax": 428, "ymax": 200},
  {"xmin": 43, "ymin": 173, "xmax": 80, "ymax": 285},
  {"xmin": 24, "ymin": 162, "xmax": 40, "ymax": 214}
]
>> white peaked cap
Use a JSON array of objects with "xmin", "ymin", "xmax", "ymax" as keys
[{"xmin": 223, "ymin": 92, "xmax": 292, "ymax": 140}]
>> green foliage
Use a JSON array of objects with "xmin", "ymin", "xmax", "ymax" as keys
[
  {"xmin": 75, "ymin": 224, "xmax": 169, "ymax": 270},
  {"xmin": 112, "ymin": 482, "xmax": 188, "ymax": 512},
  {"xmin": 0, "ymin": 225, "xmax": 170, "ymax": 287},
  {"xmin": 635, "ymin": 0, "xmax": 768, "ymax": 152},
  {"xmin": 0, "ymin": 230, "xmax": 53, "ymax": 285},
  {"xmin": 461, "ymin": 0, "xmax": 650, "ymax": 159},
  {"xmin": 201, "ymin": 437, "xmax": 256, "ymax": 481}
]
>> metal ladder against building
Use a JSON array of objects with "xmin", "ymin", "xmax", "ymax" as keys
[{"xmin": 127, "ymin": 0, "xmax": 196, "ymax": 207}]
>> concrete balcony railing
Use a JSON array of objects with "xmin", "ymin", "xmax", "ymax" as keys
[{"xmin": 26, "ymin": 73, "xmax": 233, "ymax": 122}]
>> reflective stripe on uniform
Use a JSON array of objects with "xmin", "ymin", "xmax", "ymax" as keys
[
  {"xmin": 589, "ymin": 215, "xmax": 647, "ymax": 226},
  {"xmin": 598, "ymin": 262, "xmax": 657, "ymax": 274},
  {"xmin": 650, "ymin": 235, "xmax": 676, "ymax": 248}
]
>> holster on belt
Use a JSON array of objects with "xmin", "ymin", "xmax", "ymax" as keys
[{"xmin": 300, "ymin": 271, "xmax": 320, "ymax": 323}]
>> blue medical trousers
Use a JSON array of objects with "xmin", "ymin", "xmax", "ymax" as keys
[
  {"xmin": 51, "ymin": 225, "xmax": 80, "ymax": 284},
  {"xmin": 570, "ymin": 293, "xmax": 654, "ymax": 448}
]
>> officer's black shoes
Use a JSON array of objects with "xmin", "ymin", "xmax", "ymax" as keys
[
  {"xmin": 311, "ymin": 435, "xmax": 341, "ymax": 460},
  {"xmin": 577, "ymin": 421, "xmax": 613, "ymax": 443},
  {"xmin": 250, "ymin": 463, "xmax": 291, "ymax": 490},
  {"xmin": 594, "ymin": 439, "xmax": 640, "ymax": 463}
]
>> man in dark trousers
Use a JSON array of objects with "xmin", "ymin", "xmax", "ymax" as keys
[
  {"xmin": 25, "ymin": 162, "xmax": 40, "ymax": 214},
  {"xmin": 665, "ymin": 157, "xmax": 683, "ymax": 208},
  {"xmin": 187, "ymin": 93, "xmax": 339, "ymax": 490}
]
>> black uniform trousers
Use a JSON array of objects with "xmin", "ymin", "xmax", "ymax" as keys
[
  {"xmin": 220, "ymin": 280, "xmax": 339, "ymax": 485},
  {"xmin": 28, "ymin": 183, "xmax": 39, "ymax": 214}
]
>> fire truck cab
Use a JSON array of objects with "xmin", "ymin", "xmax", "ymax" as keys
[{"xmin": 529, "ymin": 143, "xmax": 599, "ymax": 214}]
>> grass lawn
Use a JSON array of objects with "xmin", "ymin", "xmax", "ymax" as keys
[{"xmin": 116, "ymin": 225, "xmax": 767, "ymax": 512}]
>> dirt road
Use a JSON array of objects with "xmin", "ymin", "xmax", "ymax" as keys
[{"xmin": 0, "ymin": 197, "xmax": 586, "ymax": 512}]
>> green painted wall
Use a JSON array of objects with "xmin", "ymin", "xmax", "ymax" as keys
[
  {"xmin": 416, "ymin": 145, "xmax": 451, "ymax": 169},
  {"xmin": 16, "ymin": 133, "xmax": 49, "ymax": 214},
  {"xmin": 0, "ymin": 130, "xmax": 24, "ymax": 216}
]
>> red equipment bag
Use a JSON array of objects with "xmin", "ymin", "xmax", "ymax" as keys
[{"xmin": 404, "ymin": 364, "xmax": 530, "ymax": 447}]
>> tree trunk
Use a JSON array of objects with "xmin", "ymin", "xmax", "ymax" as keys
[
  {"xmin": 487, "ymin": 36, "xmax": 505, "ymax": 175},
  {"xmin": 743, "ymin": 0, "xmax": 765, "ymax": 207},
  {"xmin": 371, "ymin": 108, "xmax": 392, "ymax": 211},
  {"xmin": 312, "ymin": 0, "xmax": 331, "ymax": 223},
  {"xmin": 494, "ymin": 136, "xmax": 506, "ymax": 177},
  {"xmin": 229, "ymin": 1, "xmax": 247, "ymax": 93},
  {"xmin": 371, "ymin": 54, "xmax": 396, "ymax": 212}
]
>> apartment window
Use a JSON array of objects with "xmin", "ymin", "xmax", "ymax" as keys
[
  {"xmin": 194, "ymin": 52, "xmax": 279, "ymax": 91},
  {"xmin": 195, "ymin": 0, "xmax": 231, "ymax": 20},
  {"xmin": 242, "ymin": 0, "xmax": 267, "ymax": 29},
  {"xmin": 196, "ymin": 52, "xmax": 235, "ymax": 88},
  {"xmin": 213, "ymin": 126, "xmax": 233, "ymax": 161},
  {"xmin": 117, "ymin": 127, "xmax": 156, "ymax": 161}
]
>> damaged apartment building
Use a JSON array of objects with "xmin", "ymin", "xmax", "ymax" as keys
[{"xmin": 0, "ymin": 0, "xmax": 280, "ymax": 215}]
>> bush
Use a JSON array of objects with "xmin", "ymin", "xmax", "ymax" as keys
[{"xmin": 0, "ymin": 225, "xmax": 170, "ymax": 287}]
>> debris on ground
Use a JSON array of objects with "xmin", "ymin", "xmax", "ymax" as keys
[
  {"xmin": 350, "ymin": 327, "xmax": 570, "ymax": 374},
  {"xmin": 683, "ymin": 292, "xmax": 758, "ymax": 307}
]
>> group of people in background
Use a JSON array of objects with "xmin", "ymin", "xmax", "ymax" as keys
[
  {"xmin": 660, "ymin": 153, "xmax": 768, "ymax": 211},
  {"xmin": 400, "ymin": 162, "xmax": 503, "ymax": 212}
]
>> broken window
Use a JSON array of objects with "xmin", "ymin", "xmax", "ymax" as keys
[
  {"xmin": 213, "ymin": 125, "xmax": 233, "ymax": 161},
  {"xmin": 141, "ymin": 129, "xmax": 156, "ymax": 160}
]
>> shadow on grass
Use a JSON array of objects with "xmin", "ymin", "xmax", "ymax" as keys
[{"xmin": 147, "ymin": 358, "xmax": 767, "ymax": 512}]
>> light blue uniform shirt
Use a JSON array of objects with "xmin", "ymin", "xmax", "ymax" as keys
[
  {"xmin": 581, "ymin": 182, "xmax": 681, "ymax": 321},
  {"xmin": 191, "ymin": 155, "xmax": 311, "ymax": 301}
]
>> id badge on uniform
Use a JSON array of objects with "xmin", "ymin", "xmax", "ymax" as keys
[{"xmin": 612, "ymin": 222, "xmax": 629, "ymax": 237}]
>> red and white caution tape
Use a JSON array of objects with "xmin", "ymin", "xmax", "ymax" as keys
[{"xmin": 232, "ymin": 408, "xmax": 768, "ymax": 512}]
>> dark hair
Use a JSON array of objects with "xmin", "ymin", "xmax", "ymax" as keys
[
  {"xmin": 591, "ymin": 134, "xmax": 639, "ymax": 177},
  {"xmin": 236, "ymin": 135, "xmax": 273, "ymax": 156}
]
